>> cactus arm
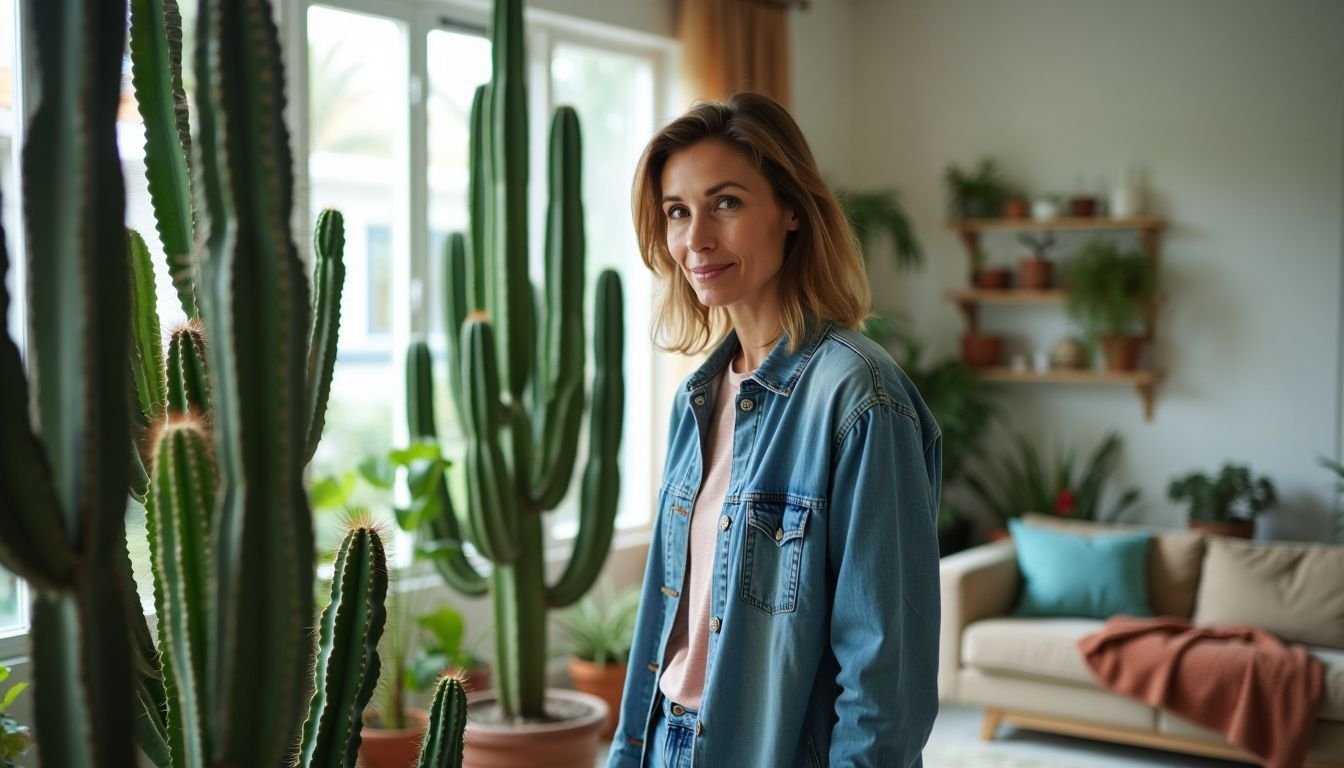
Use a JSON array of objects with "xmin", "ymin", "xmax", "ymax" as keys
[
  {"xmin": 304, "ymin": 208, "xmax": 345, "ymax": 465},
  {"xmin": 195, "ymin": 0, "xmax": 315, "ymax": 763},
  {"xmin": 467, "ymin": 85, "xmax": 491, "ymax": 314},
  {"xmin": 407, "ymin": 341, "xmax": 437, "ymax": 439},
  {"xmin": 137, "ymin": 687, "xmax": 174, "ymax": 768},
  {"xmin": 416, "ymin": 676, "xmax": 468, "ymax": 768},
  {"xmin": 491, "ymin": 0, "xmax": 533, "ymax": 400},
  {"xmin": 119, "ymin": 510, "xmax": 175, "ymax": 768},
  {"xmin": 441, "ymin": 233, "xmax": 469, "ymax": 428},
  {"xmin": 165, "ymin": 324, "xmax": 211, "ymax": 416},
  {"xmin": 462, "ymin": 320, "xmax": 519, "ymax": 564},
  {"xmin": 152, "ymin": 420, "xmax": 217, "ymax": 767},
  {"xmin": 129, "ymin": 0, "xmax": 197, "ymax": 317},
  {"xmin": 492, "ymin": 515, "xmax": 546, "ymax": 718},
  {"xmin": 548, "ymin": 271, "xmax": 624, "ymax": 608},
  {"xmin": 531, "ymin": 107, "xmax": 585, "ymax": 507},
  {"xmin": 129, "ymin": 229, "xmax": 168, "ymax": 425},
  {"xmin": 297, "ymin": 526, "xmax": 388, "ymax": 768}
]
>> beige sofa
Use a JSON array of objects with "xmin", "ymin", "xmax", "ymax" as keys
[{"xmin": 939, "ymin": 515, "xmax": 1344, "ymax": 767}]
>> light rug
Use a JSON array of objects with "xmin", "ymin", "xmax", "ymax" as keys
[{"xmin": 922, "ymin": 741, "xmax": 1103, "ymax": 768}]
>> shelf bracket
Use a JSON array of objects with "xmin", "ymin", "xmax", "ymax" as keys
[{"xmin": 1137, "ymin": 381, "xmax": 1156, "ymax": 421}]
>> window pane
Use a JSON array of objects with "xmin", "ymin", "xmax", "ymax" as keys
[
  {"xmin": 550, "ymin": 43, "xmax": 657, "ymax": 532},
  {"xmin": 307, "ymin": 6, "xmax": 407, "ymax": 553}
]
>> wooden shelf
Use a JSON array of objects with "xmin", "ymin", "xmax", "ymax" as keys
[
  {"xmin": 946, "ymin": 289, "xmax": 1066, "ymax": 305},
  {"xmin": 974, "ymin": 367, "xmax": 1162, "ymax": 420},
  {"xmin": 947, "ymin": 216, "xmax": 1166, "ymax": 233}
]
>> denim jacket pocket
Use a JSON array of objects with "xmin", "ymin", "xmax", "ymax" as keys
[{"xmin": 741, "ymin": 500, "xmax": 809, "ymax": 615}]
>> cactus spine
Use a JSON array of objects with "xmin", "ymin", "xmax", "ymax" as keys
[
  {"xmin": 417, "ymin": 676, "xmax": 469, "ymax": 768},
  {"xmin": 413, "ymin": 0, "xmax": 625, "ymax": 720}
]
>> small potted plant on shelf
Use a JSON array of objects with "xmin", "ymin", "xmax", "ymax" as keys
[
  {"xmin": 1063, "ymin": 238, "xmax": 1158, "ymax": 371},
  {"xmin": 1168, "ymin": 463, "xmax": 1277, "ymax": 539},
  {"xmin": 965, "ymin": 432, "xmax": 1141, "ymax": 539},
  {"xmin": 945, "ymin": 157, "xmax": 1013, "ymax": 220},
  {"xmin": 1017, "ymin": 231, "xmax": 1056, "ymax": 291},
  {"xmin": 557, "ymin": 587, "xmax": 642, "ymax": 741},
  {"xmin": 970, "ymin": 243, "xmax": 1013, "ymax": 290}
]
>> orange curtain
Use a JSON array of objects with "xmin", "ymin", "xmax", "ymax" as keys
[{"xmin": 677, "ymin": 0, "xmax": 793, "ymax": 108}]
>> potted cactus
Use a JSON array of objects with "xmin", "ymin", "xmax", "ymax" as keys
[
  {"xmin": 401, "ymin": 0, "xmax": 624, "ymax": 764},
  {"xmin": 1017, "ymin": 231, "xmax": 1056, "ymax": 290},
  {"xmin": 0, "ymin": 0, "xmax": 468, "ymax": 764}
]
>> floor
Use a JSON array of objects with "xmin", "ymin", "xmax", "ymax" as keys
[{"xmin": 596, "ymin": 703, "xmax": 1246, "ymax": 767}]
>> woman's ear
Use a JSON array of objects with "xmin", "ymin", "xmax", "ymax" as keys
[{"xmin": 785, "ymin": 208, "xmax": 801, "ymax": 232}]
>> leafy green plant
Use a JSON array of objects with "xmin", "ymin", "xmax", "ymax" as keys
[
  {"xmin": 409, "ymin": 607, "xmax": 488, "ymax": 693},
  {"xmin": 1168, "ymin": 464, "xmax": 1277, "ymax": 523},
  {"xmin": 404, "ymin": 0, "xmax": 626, "ymax": 721},
  {"xmin": 944, "ymin": 157, "xmax": 1014, "ymax": 219},
  {"xmin": 1322, "ymin": 457, "xmax": 1344, "ymax": 543},
  {"xmin": 556, "ymin": 588, "xmax": 641, "ymax": 668},
  {"xmin": 967, "ymin": 432, "xmax": 1142, "ymax": 528},
  {"xmin": 896, "ymin": 339, "xmax": 996, "ymax": 494},
  {"xmin": 837, "ymin": 188, "xmax": 923, "ymax": 272},
  {"xmin": 1064, "ymin": 238, "xmax": 1158, "ymax": 340},
  {"xmin": 0, "ymin": 667, "xmax": 31, "ymax": 767}
]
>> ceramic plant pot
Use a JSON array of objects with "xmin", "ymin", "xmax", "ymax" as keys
[
  {"xmin": 568, "ymin": 658, "xmax": 628, "ymax": 740},
  {"xmin": 960, "ymin": 334, "xmax": 1004, "ymax": 368},
  {"xmin": 1099, "ymin": 335, "xmax": 1143, "ymax": 372},
  {"xmin": 359, "ymin": 708, "xmax": 428, "ymax": 768},
  {"xmin": 462, "ymin": 689, "xmax": 607, "ymax": 768},
  {"xmin": 1017, "ymin": 257, "xmax": 1053, "ymax": 290}
]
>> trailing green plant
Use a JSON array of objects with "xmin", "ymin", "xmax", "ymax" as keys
[
  {"xmin": 0, "ymin": 666, "xmax": 31, "ymax": 768},
  {"xmin": 0, "ymin": 0, "xmax": 467, "ymax": 765},
  {"xmin": 1168, "ymin": 464, "xmax": 1277, "ymax": 523},
  {"xmin": 409, "ymin": 607, "xmax": 488, "ymax": 693},
  {"xmin": 404, "ymin": 0, "xmax": 626, "ymax": 722},
  {"xmin": 556, "ymin": 587, "xmax": 641, "ymax": 668},
  {"xmin": 944, "ymin": 157, "xmax": 1013, "ymax": 219},
  {"xmin": 966, "ymin": 432, "xmax": 1142, "ymax": 527},
  {"xmin": 836, "ymin": 188, "xmax": 923, "ymax": 271},
  {"xmin": 1064, "ymin": 238, "xmax": 1158, "ymax": 340}
]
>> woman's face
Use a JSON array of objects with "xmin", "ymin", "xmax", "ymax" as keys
[{"xmin": 660, "ymin": 139, "xmax": 799, "ymax": 314}]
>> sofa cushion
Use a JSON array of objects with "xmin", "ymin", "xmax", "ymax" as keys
[
  {"xmin": 1194, "ymin": 537, "xmax": 1344, "ymax": 651},
  {"xmin": 1311, "ymin": 645, "xmax": 1344, "ymax": 722},
  {"xmin": 962, "ymin": 617, "xmax": 1104, "ymax": 687},
  {"xmin": 1022, "ymin": 513, "xmax": 1206, "ymax": 618},
  {"xmin": 1009, "ymin": 519, "xmax": 1152, "ymax": 619}
]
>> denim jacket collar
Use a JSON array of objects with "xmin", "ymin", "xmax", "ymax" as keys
[{"xmin": 684, "ymin": 318, "xmax": 834, "ymax": 397}]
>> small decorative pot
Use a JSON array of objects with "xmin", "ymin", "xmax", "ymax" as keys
[
  {"xmin": 1068, "ymin": 195, "xmax": 1098, "ymax": 217},
  {"xmin": 1048, "ymin": 337, "xmax": 1087, "ymax": 370},
  {"xmin": 1099, "ymin": 335, "xmax": 1143, "ymax": 371},
  {"xmin": 1031, "ymin": 198, "xmax": 1060, "ymax": 220},
  {"xmin": 1003, "ymin": 197, "xmax": 1030, "ymax": 219},
  {"xmin": 1017, "ymin": 257, "xmax": 1053, "ymax": 290},
  {"xmin": 960, "ymin": 334, "xmax": 1004, "ymax": 368},
  {"xmin": 973, "ymin": 267, "xmax": 1013, "ymax": 290}
]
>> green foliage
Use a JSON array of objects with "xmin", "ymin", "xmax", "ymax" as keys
[
  {"xmin": 967, "ymin": 432, "xmax": 1142, "ymax": 527},
  {"xmin": 896, "ymin": 338, "xmax": 997, "ymax": 489},
  {"xmin": 1168, "ymin": 464, "xmax": 1277, "ymax": 523},
  {"xmin": 555, "ymin": 588, "xmax": 641, "ymax": 667},
  {"xmin": 944, "ymin": 157, "xmax": 1014, "ymax": 219},
  {"xmin": 836, "ymin": 188, "xmax": 923, "ymax": 272},
  {"xmin": 0, "ymin": 667, "xmax": 31, "ymax": 768},
  {"xmin": 1064, "ymin": 238, "xmax": 1158, "ymax": 340},
  {"xmin": 409, "ymin": 607, "xmax": 487, "ymax": 692}
]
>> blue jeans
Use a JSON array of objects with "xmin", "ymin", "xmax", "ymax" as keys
[{"xmin": 645, "ymin": 695, "xmax": 698, "ymax": 768}]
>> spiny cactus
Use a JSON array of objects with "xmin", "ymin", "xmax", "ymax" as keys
[
  {"xmin": 0, "ymin": 0, "xmax": 470, "ymax": 765},
  {"xmin": 409, "ymin": 0, "xmax": 625, "ymax": 720},
  {"xmin": 418, "ymin": 675, "xmax": 469, "ymax": 768}
]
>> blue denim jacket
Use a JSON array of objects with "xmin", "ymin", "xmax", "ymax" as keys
[{"xmin": 607, "ymin": 321, "xmax": 942, "ymax": 768}]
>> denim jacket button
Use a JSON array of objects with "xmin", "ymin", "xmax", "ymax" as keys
[
  {"xmin": 774, "ymin": 527, "xmax": 784, "ymax": 542},
  {"xmin": 693, "ymin": 394, "xmax": 706, "ymax": 406},
  {"xmin": 709, "ymin": 617, "xmax": 722, "ymax": 633},
  {"xmin": 719, "ymin": 515, "xmax": 731, "ymax": 531},
  {"xmin": 739, "ymin": 398, "xmax": 754, "ymax": 412},
  {"xmin": 696, "ymin": 721, "xmax": 704, "ymax": 736}
]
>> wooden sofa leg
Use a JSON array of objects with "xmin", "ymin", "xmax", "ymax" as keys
[{"xmin": 980, "ymin": 708, "xmax": 1003, "ymax": 741}]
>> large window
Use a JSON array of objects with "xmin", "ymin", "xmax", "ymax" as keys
[{"xmin": 293, "ymin": 0, "xmax": 677, "ymax": 545}]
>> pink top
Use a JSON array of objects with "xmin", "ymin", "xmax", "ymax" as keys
[{"xmin": 658, "ymin": 364, "xmax": 751, "ymax": 709}]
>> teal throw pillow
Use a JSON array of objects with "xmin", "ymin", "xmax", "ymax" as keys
[{"xmin": 1009, "ymin": 519, "xmax": 1153, "ymax": 619}]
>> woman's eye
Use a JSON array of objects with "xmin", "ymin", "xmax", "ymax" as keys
[
  {"xmin": 716, "ymin": 197, "xmax": 741, "ymax": 210},
  {"xmin": 665, "ymin": 206, "xmax": 688, "ymax": 220}
]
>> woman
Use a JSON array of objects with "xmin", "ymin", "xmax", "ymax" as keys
[{"xmin": 607, "ymin": 92, "xmax": 941, "ymax": 768}]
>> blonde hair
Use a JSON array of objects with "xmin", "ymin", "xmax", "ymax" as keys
[{"xmin": 631, "ymin": 92, "xmax": 871, "ymax": 355}]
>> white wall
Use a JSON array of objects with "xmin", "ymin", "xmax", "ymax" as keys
[{"xmin": 831, "ymin": 0, "xmax": 1344, "ymax": 540}]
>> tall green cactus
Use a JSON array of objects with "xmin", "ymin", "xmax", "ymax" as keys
[
  {"xmin": 409, "ymin": 0, "xmax": 625, "ymax": 720},
  {"xmin": 0, "ymin": 0, "xmax": 469, "ymax": 765}
]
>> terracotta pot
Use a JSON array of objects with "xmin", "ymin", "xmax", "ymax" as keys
[
  {"xmin": 987, "ymin": 527, "xmax": 1012, "ymax": 542},
  {"xmin": 359, "ymin": 708, "xmax": 428, "ymax": 768},
  {"xmin": 1068, "ymin": 196, "xmax": 1098, "ymax": 217},
  {"xmin": 1189, "ymin": 519, "xmax": 1254, "ymax": 539},
  {"xmin": 1003, "ymin": 197, "xmax": 1029, "ymax": 219},
  {"xmin": 462, "ymin": 689, "xmax": 606, "ymax": 768},
  {"xmin": 1099, "ymin": 335, "xmax": 1143, "ymax": 371},
  {"xmin": 567, "ymin": 658, "xmax": 627, "ymax": 740},
  {"xmin": 972, "ymin": 268, "xmax": 1013, "ymax": 290},
  {"xmin": 960, "ymin": 334, "xmax": 1003, "ymax": 368},
  {"xmin": 1016, "ymin": 257, "xmax": 1053, "ymax": 290},
  {"xmin": 458, "ymin": 663, "xmax": 491, "ymax": 694}
]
